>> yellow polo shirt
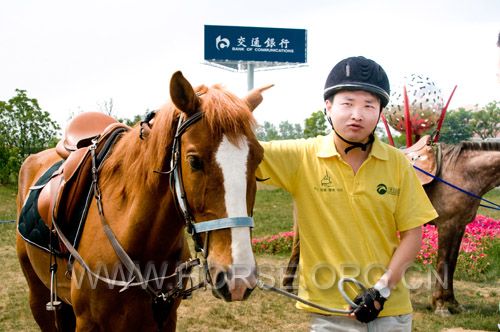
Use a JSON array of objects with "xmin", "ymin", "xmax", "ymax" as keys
[{"xmin": 256, "ymin": 134, "xmax": 438, "ymax": 316}]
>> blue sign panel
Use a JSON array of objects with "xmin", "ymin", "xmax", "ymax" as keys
[{"xmin": 204, "ymin": 25, "xmax": 307, "ymax": 64}]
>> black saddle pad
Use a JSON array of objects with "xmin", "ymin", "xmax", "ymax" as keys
[{"xmin": 18, "ymin": 160, "xmax": 65, "ymax": 255}]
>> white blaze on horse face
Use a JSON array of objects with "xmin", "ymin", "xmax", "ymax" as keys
[{"xmin": 215, "ymin": 135, "xmax": 255, "ymax": 270}]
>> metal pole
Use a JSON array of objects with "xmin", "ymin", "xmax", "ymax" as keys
[{"xmin": 247, "ymin": 62, "xmax": 254, "ymax": 91}]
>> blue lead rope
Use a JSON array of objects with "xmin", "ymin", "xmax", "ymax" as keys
[{"xmin": 413, "ymin": 165, "xmax": 500, "ymax": 210}]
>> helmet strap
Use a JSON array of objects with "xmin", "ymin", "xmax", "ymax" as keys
[
  {"xmin": 324, "ymin": 108, "xmax": 375, "ymax": 154},
  {"xmin": 333, "ymin": 129, "xmax": 375, "ymax": 154}
]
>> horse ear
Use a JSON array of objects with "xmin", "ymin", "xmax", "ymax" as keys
[
  {"xmin": 244, "ymin": 84, "xmax": 274, "ymax": 112},
  {"xmin": 170, "ymin": 71, "xmax": 199, "ymax": 115}
]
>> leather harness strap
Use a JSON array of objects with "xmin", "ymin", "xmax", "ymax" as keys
[{"xmin": 49, "ymin": 107, "xmax": 255, "ymax": 331}]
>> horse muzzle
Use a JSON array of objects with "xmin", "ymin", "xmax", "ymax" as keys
[{"xmin": 210, "ymin": 264, "xmax": 257, "ymax": 301}]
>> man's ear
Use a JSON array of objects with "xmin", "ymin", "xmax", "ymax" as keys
[
  {"xmin": 324, "ymin": 100, "xmax": 334, "ymax": 128},
  {"xmin": 324, "ymin": 99, "xmax": 333, "ymax": 115}
]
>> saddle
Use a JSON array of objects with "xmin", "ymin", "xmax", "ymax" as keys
[
  {"xmin": 20, "ymin": 112, "xmax": 130, "ymax": 255},
  {"xmin": 55, "ymin": 112, "xmax": 118, "ymax": 159},
  {"xmin": 401, "ymin": 135, "xmax": 439, "ymax": 185}
]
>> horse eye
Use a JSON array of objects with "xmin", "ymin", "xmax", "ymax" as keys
[{"xmin": 187, "ymin": 155, "xmax": 203, "ymax": 171}]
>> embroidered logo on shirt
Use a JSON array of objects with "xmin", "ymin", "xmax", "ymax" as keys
[
  {"xmin": 314, "ymin": 171, "xmax": 343, "ymax": 193},
  {"xmin": 377, "ymin": 184, "xmax": 387, "ymax": 194},
  {"xmin": 321, "ymin": 171, "xmax": 333, "ymax": 188},
  {"xmin": 377, "ymin": 183, "xmax": 400, "ymax": 196}
]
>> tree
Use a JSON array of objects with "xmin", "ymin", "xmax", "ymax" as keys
[
  {"xmin": 304, "ymin": 110, "xmax": 329, "ymax": 138},
  {"xmin": 118, "ymin": 114, "xmax": 143, "ymax": 127},
  {"xmin": 0, "ymin": 89, "xmax": 60, "ymax": 183},
  {"xmin": 278, "ymin": 121, "xmax": 303, "ymax": 139},
  {"xmin": 98, "ymin": 98, "xmax": 114, "ymax": 116},
  {"xmin": 256, "ymin": 121, "xmax": 280, "ymax": 141},
  {"xmin": 469, "ymin": 101, "xmax": 499, "ymax": 139},
  {"xmin": 377, "ymin": 127, "xmax": 408, "ymax": 148},
  {"xmin": 438, "ymin": 108, "xmax": 474, "ymax": 144}
]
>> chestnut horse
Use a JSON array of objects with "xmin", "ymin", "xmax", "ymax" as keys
[
  {"xmin": 16, "ymin": 72, "xmax": 268, "ymax": 331},
  {"xmin": 282, "ymin": 140, "xmax": 500, "ymax": 316}
]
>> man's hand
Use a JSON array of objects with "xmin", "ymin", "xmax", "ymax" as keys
[{"xmin": 351, "ymin": 288, "xmax": 386, "ymax": 323}]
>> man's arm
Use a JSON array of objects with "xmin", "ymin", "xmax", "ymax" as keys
[
  {"xmin": 350, "ymin": 226, "xmax": 422, "ymax": 322},
  {"xmin": 377, "ymin": 226, "xmax": 422, "ymax": 290}
]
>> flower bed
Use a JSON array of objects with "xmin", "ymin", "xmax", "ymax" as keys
[
  {"xmin": 252, "ymin": 215, "xmax": 500, "ymax": 276},
  {"xmin": 252, "ymin": 231, "xmax": 295, "ymax": 255},
  {"xmin": 416, "ymin": 214, "xmax": 499, "ymax": 279}
]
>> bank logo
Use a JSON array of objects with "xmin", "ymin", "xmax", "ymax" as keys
[
  {"xmin": 377, "ymin": 183, "xmax": 400, "ymax": 196},
  {"xmin": 377, "ymin": 184, "xmax": 387, "ymax": 195},
  {"xmin": 215, "ymin": 35, "xmax": 230, "ymax": 50}
]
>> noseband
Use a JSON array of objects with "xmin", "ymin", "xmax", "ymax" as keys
[{"xmin": 165, "ymin": 109, "xmax": 254, "ymax": 257}]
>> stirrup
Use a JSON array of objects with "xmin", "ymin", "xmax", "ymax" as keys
[{"xmin": 46, "ymin": 263, "xmax": 61, "ymax": 311}]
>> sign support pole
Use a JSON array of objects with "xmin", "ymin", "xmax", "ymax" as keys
[{"xmin": 247, "ymin": 62, "xmax": 254, "ymax": 90}]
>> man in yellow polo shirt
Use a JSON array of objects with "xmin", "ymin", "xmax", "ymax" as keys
[{"xmin": 257, "ymin": 56, "xmax": 438, "ymax": 331}]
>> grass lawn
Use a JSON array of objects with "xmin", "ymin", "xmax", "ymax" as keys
[
  {"xmin": 1, "ymin": 184, "xmax": 499, "ymax": 331},
  {"xmin": 0, "ymin": 183, "xmax": 17, "ymax": 221},
  {"xmin": 477, "ymin": 188, "xmax": 500, "ymax": 220}
]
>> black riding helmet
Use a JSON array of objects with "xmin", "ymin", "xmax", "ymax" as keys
[
  {"xmin": 323, "ymin": 56, "xmax": 390, "ymax": 108},
  {"xmin": 324, "ymin": 56, "xmax": 390, "ymax": 154}
]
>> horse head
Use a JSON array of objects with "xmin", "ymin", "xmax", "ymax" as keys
[{"xmin": 169, "ymin": 72, "xmax": 268, "ymax": 301}]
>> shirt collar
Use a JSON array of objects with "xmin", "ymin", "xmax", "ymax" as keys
[{"xmin": 317, "ymin": 132, "xmax": 389, "ymax": 160}]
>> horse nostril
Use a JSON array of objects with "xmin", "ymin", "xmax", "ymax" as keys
[
  {"xmin": 243, "ymin": 286, "xmax": 254, "ymax": 300},
  {"xmin": 212, "ymin": 270, "xmax": 232, "ymax": 301},
  {"xmin": 215, "ymin": 271, "xmax": 227, "ymax": 290}
]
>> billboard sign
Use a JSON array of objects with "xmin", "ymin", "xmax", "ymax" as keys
[{"xmin": 204, "ymin": 25, "xmax": 307, "ymax": 65}]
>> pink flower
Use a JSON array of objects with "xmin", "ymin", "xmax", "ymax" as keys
[
  {"xmin": 252, "ymin": 215, "xmax": 499, "ymax": 260},
  {"xmin": 414, "ymin": 215, "xmax": 499, "ymax": 272}
]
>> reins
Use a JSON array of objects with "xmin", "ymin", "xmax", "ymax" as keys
[
  {"xmin": 49, "ymin": 134, "xmax": 206, "ymax": 299},
  {"xmin": 45, "ymin": 115, "xmax": 206, "ymax": 331},
  {"xmin": 49, "ymin": 100, "xmax": 257, "ymax": 331}
]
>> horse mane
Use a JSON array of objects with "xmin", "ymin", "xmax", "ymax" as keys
[
  {"xmin": 100, "ymin": 84, "xmax": 257, "ymax": 192},
  {"xmin": 196, "ymin": 84, "xmax": 257, "ymax": 145},
  {"xmin": 441, "ymin": 140, "xmax": 500, "ymax": 166}
]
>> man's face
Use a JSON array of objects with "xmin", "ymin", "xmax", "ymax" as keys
[{"xmin": 325, "ymin": 90, "xmax": 380, "ymax": 143}]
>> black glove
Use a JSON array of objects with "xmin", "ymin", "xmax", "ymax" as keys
[{"xmin": 351, "ymin": 287, "xmax": 386, "ymax": 323}]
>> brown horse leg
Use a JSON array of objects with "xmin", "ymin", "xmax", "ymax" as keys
[
  {"xmin": 56, "ymin": 302, "xmax": 76, "ymax": 331},
  {"xmin": 283, "ymin": 223, "xmax": 300, "ymax": 293},
  {"xmin": 432, "ymin": 221, "xmax": 466, "ymax": 316},
  {"xmin": 17, "ymin": 246, "xmax": 64, "ymax": 330},
  {"xmin": 17, "ymin": 236, "xmax": 75, "ymax": 331}
]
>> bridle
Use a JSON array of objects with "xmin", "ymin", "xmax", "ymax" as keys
[
  {"xmin": 155, "ymin": 93, "xmax": 254, "ymax": 256},
  {"xmin": 49, "ymin": 100, "xmax": 256, "ymax": 331},
  {"xmin": 163, "ymin": 109, "xmax": 255, "ymax": 258}
]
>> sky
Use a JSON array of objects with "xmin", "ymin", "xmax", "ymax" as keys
[{"xmin": 0, "ymin": 0, "xmax": 499, "ymax": 130}]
